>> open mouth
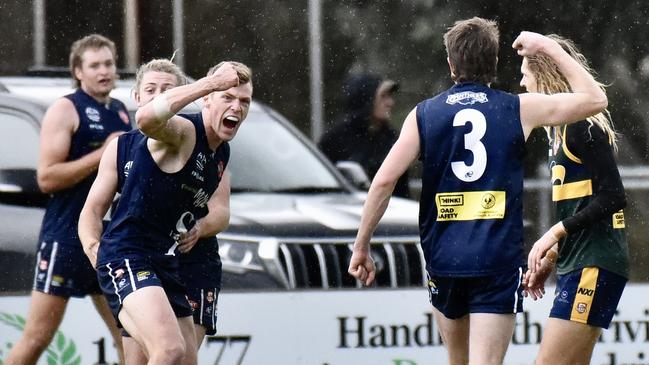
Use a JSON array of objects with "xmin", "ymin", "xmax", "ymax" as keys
[{"xmin": 223, "ymin": 115, "xmax": 239, "ymax": 129}]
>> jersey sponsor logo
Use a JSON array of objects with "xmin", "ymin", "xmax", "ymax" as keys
[
  {"xmin": 191, "ymin": 170, "xmax": 205, "ymax": 182},
  {"xmin": 435, "ymin": 191, "xmax": 505, "ymax": 221},
  {"xmin": 85, "ymin": 106, "xmax": 101, "ymax": 122},
  {"xmin": 613, "ymin": 210, "xmax": 625, "ymax": 229},
  {"xmin": 136, "ymin": 271, "xmax": 151, "ymax": 282},
  {"xmin": 445, "ymin": 91, "xmax": 488, "ymax": 105},
  {"xmin": 88, "ymin": 123, "xmax": 104, "ymax": 130},
  {"xmin": 577, "ymin": 287, "xmax": 595, "ymax": 296},
  {"xmin": 123, "ymin": 160, "xmax": 133, "ymax": 178},
  {"xmin": 196, "ymin": 152, "xmax": 207, "ymax": 171},
  {"xmin": 51, "ymin": 275, "xmax": 64, "ymax": 287}
]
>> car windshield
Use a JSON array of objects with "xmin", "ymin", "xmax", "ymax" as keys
[{"xmin": 229, "ymin": 109, "xmax": 343, "ymax": 193}]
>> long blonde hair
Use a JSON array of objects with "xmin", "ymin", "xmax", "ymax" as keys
[{"xmin": 526, "ymin": 34, "xmax": 618, "ymax": 151}]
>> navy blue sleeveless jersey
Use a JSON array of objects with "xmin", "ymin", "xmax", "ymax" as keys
[
  {"xmin": 39, "ymin": 89, "xmax": 131, "ymax": 245},
  {"xmin": 99, "ymin": 113, "xmax": 229, "ymax": 265},
  {"xmin": 416, "ymin": 82, "xmax": 525, "ymax": 276}
]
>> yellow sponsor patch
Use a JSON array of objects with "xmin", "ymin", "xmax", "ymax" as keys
[
  {"xmin": 435, "ymin": 191, "xmax": 505, "ymax": 221},
  {"xmin": 570, "ymin": 267, "xmax": 598, "ymax": 324},
  {"xmin": 613, "ymin": 210, "xmax": 625, "ymax": 229}
]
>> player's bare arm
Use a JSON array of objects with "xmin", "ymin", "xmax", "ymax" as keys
[
  {"xmin": 37, "ymin": 98, "xmax": 121, "ymax": 193},
  {"xmin": 78, "ymin": 138, "xmax": 119, "ymax": 268},
  {"xmin": 135, "ymin": 62, "xmax": 240, "ymax": 147},
  {"xmin": 178, "ymin": 170, "xmax": 231, "ymax": 253},
  {"xmin": 514, "ymin": 32, "xmax": 608, "ymax": 139},
  {"xmin": 349, "ymin": 108, "xmax": 420, "ymax": 286}
]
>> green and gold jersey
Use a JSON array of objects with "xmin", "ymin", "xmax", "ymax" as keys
[{"xmin": 549, "ymin": 122, "xmax": 629, "ymax": 278}]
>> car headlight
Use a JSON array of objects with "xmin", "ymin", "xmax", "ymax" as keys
[{"xmin": 218, "ymin": 239, "xmax": 264, "ymax": 274}]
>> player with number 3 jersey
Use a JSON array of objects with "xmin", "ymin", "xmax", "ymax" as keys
[{"xmin": 348, "ymin": 17, "xmax": 609, "ymax": 365}]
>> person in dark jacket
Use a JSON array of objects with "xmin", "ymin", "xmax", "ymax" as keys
[{"xmin": 319, "ymin": 73, "xmax": 410, "ymax": 198}]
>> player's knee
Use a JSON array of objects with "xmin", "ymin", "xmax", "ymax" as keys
[
  {"xmin": 150, "ymin": 341, "xmax": 186, "ymax": 364},
  {"xmin": 23, "ymin": 327, "xmax": 56, "ymax": 353}
]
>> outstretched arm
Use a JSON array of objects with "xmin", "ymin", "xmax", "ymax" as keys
[
  {"xmin": 79, "ymin": 138, "xmax": 119, "ymax": 268},
  {"xmin": 349, "ymin": 108, "xmax": 420, "ymax": 286},
  {"xmin": 514, "ymin": 32, "xmax": 608, "ymax": 138}
]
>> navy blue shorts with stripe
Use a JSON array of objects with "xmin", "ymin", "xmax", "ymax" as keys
[
  {"xmin": 97, "ymin": 257, "xmax": 192, "ymax": 325},
  {"xmin": 427, "ymin": 267, "xmax": 525, "ymax": 319},
  {"xmin": 181, "ymin": 259, "xmax": 222, "ymax": 336},
  {"xmin": 33, "ymin": 240, "xmax": 101, "ymax": 297},
  {"xmin": 550, "ymin": 267, "xmax": 626, "ymax": 329}
]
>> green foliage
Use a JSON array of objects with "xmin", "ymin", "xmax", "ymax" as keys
[{"xmin": 0, "ymin": 312, "xmax": 81, "ymax": 365}]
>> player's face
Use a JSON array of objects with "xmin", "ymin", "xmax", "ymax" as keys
[
  {"xmin": 519, "ymin": 57, "xmax": 538, "ymax": 93},
  {"xmin": 203, "ymin": 82, "xmax": 253, "ymax": 142},
  {"xmin": 373, "ymin": 83, "xmax": 395, "ymax": 121},
  {"xmin": 134, "ymin": 71, "xmax": 179, "ymax": 107},
  {"xmin": 75, "ymin": 47, "xmax": 117, "ymax": 98}
]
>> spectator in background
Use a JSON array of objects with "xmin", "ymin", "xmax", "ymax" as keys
[
  {"xmin": 319, "ymin": 73, "xmax": 410, "ymax": 198},
  {"xmin": 5, "ymin": 34, "xmax": 130, "ymax": 365}
]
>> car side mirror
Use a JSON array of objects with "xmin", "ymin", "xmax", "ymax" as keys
[
  {"xmin": 335, "ymin": 161, "xmax": 370, "ymax": 190},
  {"xmin": 0, "ymin": 168, "xmax": 47, "ymax": 206}
]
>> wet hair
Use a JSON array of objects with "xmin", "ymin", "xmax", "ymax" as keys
[
  {"xmin": 69, "ymin": 34, "xmax": 117, "ymax": 88},
  {"xmin": 443, "ymin": 17, "xmax": 499, "ymax": 85},
  {"xmin": 134, "ymin": 58, "xmax": 188, "ymax": 92},
  {"xmin": 207, "ymin": 61, "xmax": 253, "ymax": 87},
  {"xmin": 525, "ymin": 34, "xmax": 618, "ymax": 151}
]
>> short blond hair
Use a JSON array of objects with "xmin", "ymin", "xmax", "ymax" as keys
[
  {"xmin": 207, "ymin": 61, "xmax": 253, "ymax": 87},
  {"xmin": 134, "ymin": 58, "xmax": 187, "ymax": 91},
  {"xmin": 69, "ymin": 34, "xmax": 117, "ymax": 88}
]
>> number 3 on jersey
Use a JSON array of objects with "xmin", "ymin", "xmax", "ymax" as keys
[{"xmin": 451, "ymin": 108, "xmax": 487, "ymax": 182}]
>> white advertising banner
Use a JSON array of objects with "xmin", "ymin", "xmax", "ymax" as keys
[{"xmin": 1, "ymin": 284, "xmax": 647, "ymax": 364}]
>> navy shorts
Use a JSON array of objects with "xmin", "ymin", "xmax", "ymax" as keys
[
  {"xmin": 97, "ymin": 257, "xmax": 193, "ymax": 326},
  {"xmin": 33, "ymin": 240, "xmax": 101, "ymax": 297},
  {"xmin": 181, "ymin": 259, "xmax": 222, "ymax": 336},
  {"xmin": 427, "ymin": 267, "xmax": 524, "ymax": 319},
  {"xmin": 550, "ymin": 267, "xmax": 626, "ymax": 329}
]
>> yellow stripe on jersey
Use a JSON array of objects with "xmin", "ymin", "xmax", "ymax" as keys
[
  {"xmin": 435, "ymin": 191, "xmax": 505, "ymax": 221},
  {"xmin": 613, "ymin": 210, "xmax": 625, "ymax": 229},
  {"xmin": 561, "ymin": 125, "xmax": 583, "ymax": 164},
  {"xmin": 552, "ymin": 180, "xmax": 592, "ymax": 201},
  {"xmin": 570, "ymin": 267, "xmax": 599, "ymax": 324}
]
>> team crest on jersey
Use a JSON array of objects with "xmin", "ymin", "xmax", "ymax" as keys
[
  {"xmin": 85, "ymin": 106, "xmax": 101, "ymax": 122},
  {"xmin": 119, "ymin": 110, "xmax": 130, "ymax": 125},
  {"xmin": 481, "ymin": 193, "xmax": 496, "ymax": 209},
  {"xmin": 576, "ymin": 302, "xmax": 588, "ymax": 314},
  {"xmin": 446, "ymin": 91, "xmax": 488, "ymax": 105}
]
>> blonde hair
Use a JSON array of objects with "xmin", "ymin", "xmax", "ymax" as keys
[
  {"xmin": 526, "ymin": 34, "xmax": 618, "ymax": 151},
  {"xmin": 134, "ymin": 58, "xmax": 188, "ymax": 91},
  {"xmin": 207, "ymin": 61, "xmax": 253, "ymax": 87},
  {"xmin": 69, "ymin": 34, "xmax": 117, "ymax": 88}
]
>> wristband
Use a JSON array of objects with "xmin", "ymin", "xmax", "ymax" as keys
[{"xmin": 152, "ymin": 94, "xmax": 174, "ymax": 121}]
